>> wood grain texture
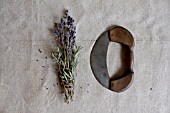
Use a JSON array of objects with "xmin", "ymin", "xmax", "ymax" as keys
[{"xmin": 109, "ymin": 26, "xmax": 134, "ymax": 92}]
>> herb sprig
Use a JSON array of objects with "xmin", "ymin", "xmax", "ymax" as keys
[{"xmin": 52, "ymin": 10, "xmax": 81, "ymax": 103}]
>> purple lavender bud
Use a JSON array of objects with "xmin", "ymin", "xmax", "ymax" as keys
[
  {"xmin": 65, "ymin": 10, "xmax": 68, "ymax": 15},
  {"xmin": 55, "ymin": 23, "xmax": 58, "ymax": 27},
  {"xmin": 54, "ymin": 31, "xmax": 60, "ymax": 38},
  {"xmin": 73, "ymin": 36, "xmax": 76, "ymax": 39},
  {"xmin": 69, "ymin": 30, "xmax": 75, "ymax": 37},
  {"xmin": 57, "ymin": 43, "xmax": 61, "ymax": 47},
  {"xmin": 68, "ymin": 16, "xmax": 70, "ymax": 20},
  {"xmin": 71, "ymin": 44, "xmax": 75, "ymax": 49},
  {"xmin": 61, "ymin": 18, "xmax": 66, "ymax": 25},
  {"xmin": 67, "ymin": 22, "xmax": 70, "ymax": 25},
  {"xmin": 72, "ymin": 40, "xmax": 75, "ymax": 44},
  {"xmin": 65, "ymin": 42, "xmax": 68, "ymax": 47},
  {"xmin": 57, "ymin": 23, "xmax": 62, "ymax": 28},
  {"xmin": 69, "ymin": 32, "xmax": 72, "ymax": 36},
  {"xmin": 60, "ymin": 32, "xmax": 64, "ymax": 37},
  {"xmin": 61, "ymin": 18, "xmax": 64, "ymax": 23},
  {"xmin": 69, "ymin": 36, "xmax": 72, "ymax": 41},
  {"xmin": 69, "ymin": 24, "xmax": 73, "ymax": 29},
  {"xmin": 69, "ymin": 23, "xmax": 73, "ymax": 26},
  {"xmin": 54, "ymin": 31, "xmax": 58, "ymax": 35},
  {"xmin": 70, "ymin": 18, "xmax": 74, "ymax": 23}
]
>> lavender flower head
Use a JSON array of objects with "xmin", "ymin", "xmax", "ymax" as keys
[{"xmin": 54, "ymin": 10, "xmax": 77, "ymax": 56}]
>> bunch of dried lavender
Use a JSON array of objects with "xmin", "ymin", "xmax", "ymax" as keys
[{"xmin": 52, "ymin": 10, "xmax": 81, "ymax": 103}]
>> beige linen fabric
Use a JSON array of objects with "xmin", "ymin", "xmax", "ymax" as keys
[{"xmin": 0, "ymin": 0, "xmax": 170, "ymax": 113}]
